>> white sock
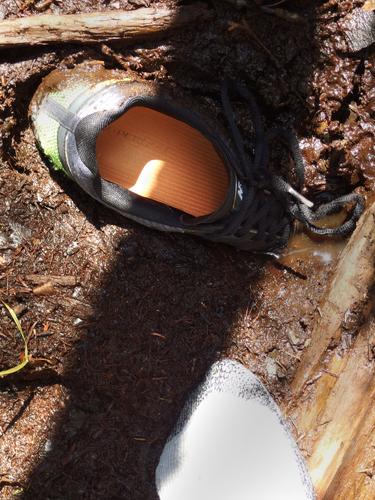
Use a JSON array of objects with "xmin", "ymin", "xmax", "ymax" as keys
[{"xmin": 156, "ymin": 359, "xmax": 315, "ymax": 500}]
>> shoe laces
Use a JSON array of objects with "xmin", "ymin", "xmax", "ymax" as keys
[{"xmin": 216, "ymin": 79, "xmax": 364, "ymax": 249}]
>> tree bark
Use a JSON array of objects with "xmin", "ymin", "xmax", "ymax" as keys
[{"xmin": 0, "ymin": 5, "xmax": 212, "ymax": 48}]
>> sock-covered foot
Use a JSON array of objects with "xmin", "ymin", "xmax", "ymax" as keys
[{"xmin": 156, "ymin": 359, "xmax": 315, "ymax": 500}]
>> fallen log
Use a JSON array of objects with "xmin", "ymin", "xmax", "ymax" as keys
[
  {"xmin": 286, "ymin": 202, "xmax": 375, "ymax": 499},
  {"xmin": 324, "ymin": 379, "xmax": 375, "ymax": 500},
  {"xmin": 306, "ymin": 317, "xmax": 374, "ymax": 498},
  {"xmin": 291, "ymin": 202, "xmax": 375, "ymax": 397},
  {"xmin": 0, "ymin": 5, "xmax": 212, "ymax": 48}
]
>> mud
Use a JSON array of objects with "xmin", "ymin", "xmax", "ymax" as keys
[{"xmin": 0, "ymin": 0, "xmax": 374, "ymax": 499}]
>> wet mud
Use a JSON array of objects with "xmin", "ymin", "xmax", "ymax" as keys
[{"xmin": 0, "ymin": 0, "xmax": 374, "ymax": 498}]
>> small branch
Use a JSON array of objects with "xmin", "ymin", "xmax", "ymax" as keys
[{"xmin": 0, "ymin": 5, "xmax": 213, "ymax": 49}]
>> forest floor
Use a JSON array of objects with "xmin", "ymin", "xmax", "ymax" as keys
[{"xmin": 0, "ymin": 0, "xmax": 374, "ymax": 498}]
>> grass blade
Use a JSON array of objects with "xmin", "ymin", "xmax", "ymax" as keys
[{"xmin": 0, "ymin": 302, "xmax": 29, "ymax": 377}]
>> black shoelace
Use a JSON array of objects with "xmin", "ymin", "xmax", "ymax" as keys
[{"xmin": 216, "ymin": 80, "xmax": 365, "ymax": 250}]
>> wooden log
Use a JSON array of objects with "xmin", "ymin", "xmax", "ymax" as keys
[
  {"xmin": 306, "ymin": 317, "xmax": 374, "ymax": 498},
  {"xmin": 325, "ymin": 392, "xmax": 375, "ymax": 500},
  {"xmin": 0, "ymin": 5, "xmax": 212, "ymax": 48},
  {"xmin": 285, "ymin": 202, "xmax": 375, "ymax": 499},
  {"xmin": 291, "ymin": 202, "xmax": 375, "ymax": 397}
]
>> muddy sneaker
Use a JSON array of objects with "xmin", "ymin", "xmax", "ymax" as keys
[
  {"xmin": 156, "ymin": 359, "xmax": 315, "ymax": 500},
  {"xmin": 30, "ymin": 63, "xmax": 364, "ymax": 253}
]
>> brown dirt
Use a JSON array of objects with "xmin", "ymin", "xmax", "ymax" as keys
[{"xmin": 0, "ymin": 0, "xmax": 374, "ymax": 499}]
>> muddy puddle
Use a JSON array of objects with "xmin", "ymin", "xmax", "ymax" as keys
[
  {"xmin": 282, "ymin": 233, "xmax": 345, "ymax": 266},
  {"xmin": 280, "ymin": 212, "xmax": 348, "ymax": 267},
  {"xmin": 0, "ymin": 0, "xmax": 374, "ymax": 498}
]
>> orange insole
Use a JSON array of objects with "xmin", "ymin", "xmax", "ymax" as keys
[{"xmin": 96, "ymin": 106, "xmax": 229, "ymax": 217}]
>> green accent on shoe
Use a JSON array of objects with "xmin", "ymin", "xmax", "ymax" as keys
[
  {"xmin": 31, "ymin": 77, "xmax": 128, "ymax": 175},
  {"xmin": 32, "ymin": 85, "xmax": 88, "ymax": 173}
]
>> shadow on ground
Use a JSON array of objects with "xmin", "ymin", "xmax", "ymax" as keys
[{"xmin": 26, "ymin": 228, "xmax": 268, "ymax": 499}]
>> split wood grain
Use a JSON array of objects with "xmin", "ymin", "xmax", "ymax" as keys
[{"xmin": 0, "ymin": 5, "xmax": 212, "ymax": 48}]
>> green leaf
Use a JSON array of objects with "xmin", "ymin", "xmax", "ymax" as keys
[{"xmin": 0, "ymin": 302, "xmax": 29, "ymax": 377}]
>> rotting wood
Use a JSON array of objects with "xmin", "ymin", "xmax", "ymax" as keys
[
  {"xmin": 0, "ymin": 5, "xmax": 213, "ymax": 49},
  {"xmin": 285, "ymin": 202, "xmax": 375, "ymax": 499},
  {"xmin": 291, "ymin": 202, "xmax": 375, "ymax": 398},
  {"xmin": 325, "ymin": 388, "xmax": 375, "ymax": 500},
  {"xmin": 304, "ymin": 317, "xmax": 374, "ymax": 498}
]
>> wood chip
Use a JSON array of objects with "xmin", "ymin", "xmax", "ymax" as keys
[
  {"xmin": 26, "ymin": 274, "xmax": 78, "ymax": 286},
  {"xmin": 363, "ymin": 0, "xmax": 375, "ymax": 12},
  {"xmin": 35, "ymin": 0, "xmax": 54, "ymax": 11},
  {"xmin": 58, "ymin": 297, "xmax": 94, "ymax": 316},
  {"xmin": 12, "ymin": 304, "xmax": 27, "ymax": 317},
  {"xmin": 33, "ymin": 282, "xmax": 55, "ymax": 296}
]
